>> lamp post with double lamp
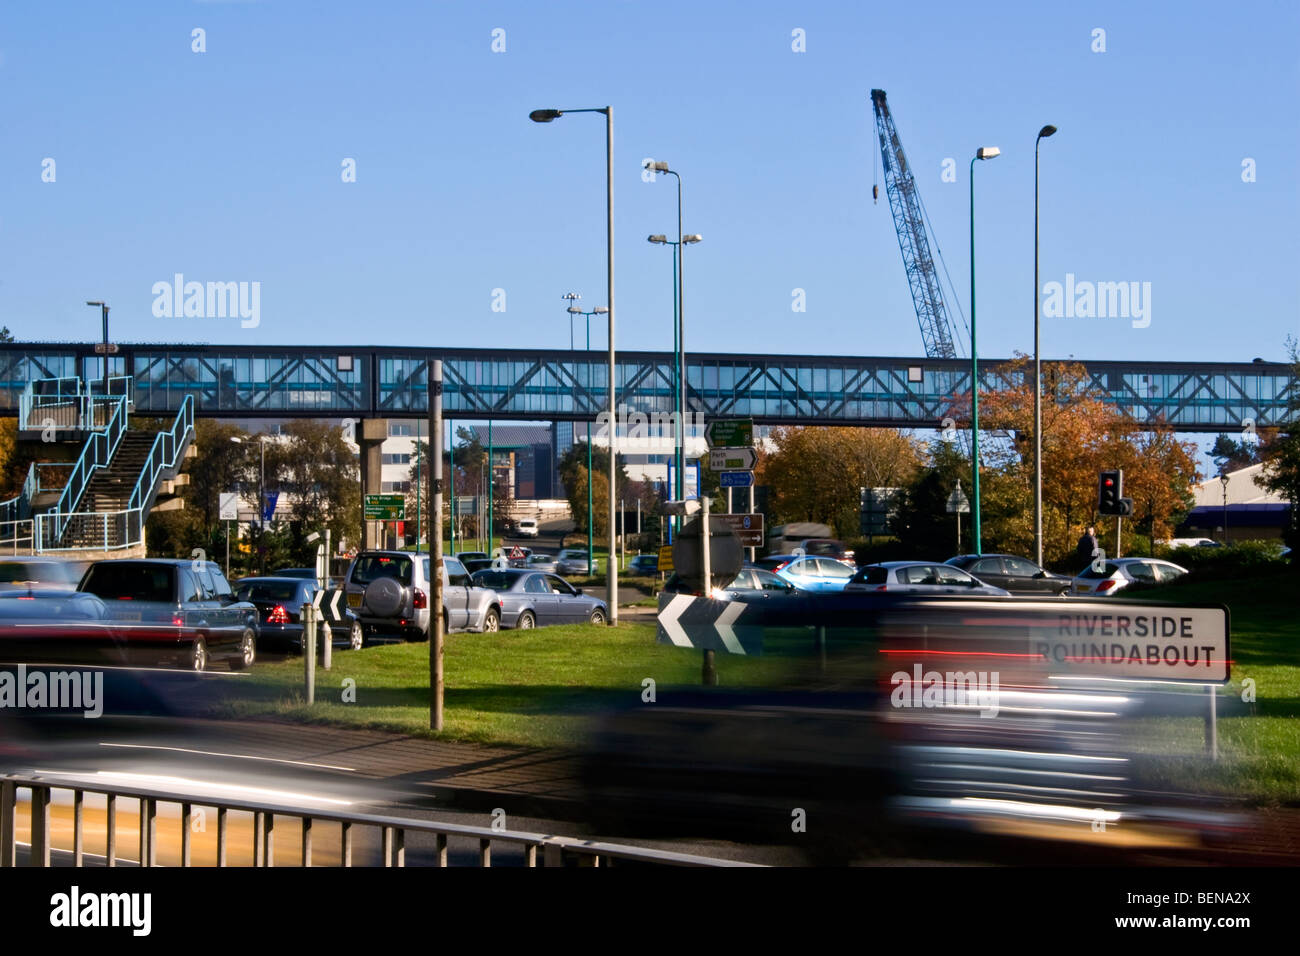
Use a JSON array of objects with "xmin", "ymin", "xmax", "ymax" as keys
[
  {"xmin": 1032, "ymin": 124, "xmax": 1058, "ymax": 568},
  {"xmin": 645, "ymin": 161, "xmax": 694, "ymax": 522},
  {"xmin": 969, "ymin": 145, "xmax": 1000, "ymax": 555},
  {"xmin": 230, "ymin": 435, "xmax": 268, "ymax": 574},
  {"xmin": 85, "ymin": 301, "xmax": 110, "ymax": 401},
  {"xmin": 567, "ymin": 303, "xmax": 609, "ymax": 575},
  {"xmin": 530, "ymin": 105, "xmax": 618, "ymax": 625},
  {"xmin": 647, "ymin": 231, "xmax": 702, "ymax": 533}
]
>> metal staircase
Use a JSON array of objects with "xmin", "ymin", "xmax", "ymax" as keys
[{"xmin": 0, "ymin": 376, "xmax": 194, "ymax": 553}]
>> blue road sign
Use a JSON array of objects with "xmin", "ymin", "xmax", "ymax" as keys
[
  {"xmin": 262, "ymin": 492, "xmax": 279, "ymax": 523},
  {"xmin": 719, "ymin": 471, "xmax": 755, "ymax": 488}
]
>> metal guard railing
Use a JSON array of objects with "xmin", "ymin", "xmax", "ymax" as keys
[
  {"xmin": 18, "ymin": 375, "xmax": 133, "ymax": 433},
  {"xmin": 34, "ymin": 508, "xmax": 143, "ymax": 553},
  {"xmin": 43, "ymin": 393, "xmax": 129, "ymax": 548},
  {"xmin": 127, "ymin": 395, "xmax": 194, "ymax": 516},
  {"xmin": 0, "ymin": 772, "xmax": 756, "ymax": 868}
]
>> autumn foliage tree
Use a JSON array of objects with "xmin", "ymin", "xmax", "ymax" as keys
[{"xmin": 760, "ymin": 427, "xmax": 921, "ymax": 540}]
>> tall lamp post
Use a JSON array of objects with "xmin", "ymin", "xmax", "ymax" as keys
[
  {"xmin": 85, "ymin": 301, "xmax": 110, "ymax": 398},
  {"xmin": 969, "ymin": 146, "xmax": 1000, "ymax": 555},
  {"xmin": 567, "ymin": 303, "xmax": 609, "ymax": 575},
  {"xmin": 1032, "ymin": 125, "xmax": 1058, "ymax": 568},
  {"xmin": 531, "ymin": 105, "xmax": 618, "ymax": 625},
  {"xmin": 646, "ymin": 162, "xmax": 694, "ymax": 520}
]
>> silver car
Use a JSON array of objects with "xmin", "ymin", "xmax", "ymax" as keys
[
  {"xmin": 844, "ymin": 561, "xmax": 1011, "ymax": 596},
  {"xmin": 525, "ymin": 553, "xmax": 558, "ymax": 574},
  {"xmin": 1069, "ymin": 558, "xmax": 1188, "ymax": 596},
  {"xmin": 557, "ymin": 549, "xmax": 598, "ymax": 576},
  {"xmin": 344, "ymin": 551, "xmax": 502, "ymax": 639},
  {"xmin": 470, "ymin": 569, "xmax": 608, "ymax": 628}
]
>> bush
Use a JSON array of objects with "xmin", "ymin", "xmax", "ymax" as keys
[{"xmin": 1153, "ymin": 540, "xmax": 1290, "ymax": 579}]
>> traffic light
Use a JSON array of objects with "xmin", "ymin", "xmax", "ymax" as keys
[{"xmin": 1098, "ymin": 470, "xmax": 1121, "ymax": 515}]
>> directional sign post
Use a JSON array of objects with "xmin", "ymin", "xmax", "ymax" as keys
[
  {"xmin": 715, "ymin": 512, "xmax": 764, "ymax": 547},
  {"xmin": 708, "ymin": 447, "xmax": 757, "ymax": 472},
  {"xmin": 363, "ymin": 494, "xmax": 406, "ymax": 521},
  {"xmin": 719, "ymin": 470, "xmax": 754, "ymax": 489},
  {"xmin": 946, "ymin": 480, "xmax": 970, "ymax": 551},
  {"xmin": 704, "ymin": 419, "xmax": 753, "ymax": 449},
  {"xmin": 656, "ymin": 592, "xmax": 764, "ymax": 656},
  {"xmin": 93, "ymin": 343, "xmax": 120, "ymax": 355}
]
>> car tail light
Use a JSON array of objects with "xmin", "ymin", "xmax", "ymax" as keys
[
  {"xmin": 268, "ymin": 605, "xmax": 290, "ymax": 624},
  {"xmin": 774, "ymin": 561, "xmax": 790, "ymax": 572},
  {"xmin": 876, "ymin": 585, "xmax": 888, "ymax": 592},
  {"xmin": 1096, "ymin": 580, "xmax": 1117, "ymax": 593},
  {"xmin": 412, "ymin": 588, "xmax": 427, "ymax": 609},
  {"xmin": 172, "ymin": 616, "xmax": 184, "ymax": 626}
]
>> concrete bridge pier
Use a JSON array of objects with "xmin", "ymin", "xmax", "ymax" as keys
[{"xmin": 359, "ymin": 418, "xmax": 387, "ymax": 551}]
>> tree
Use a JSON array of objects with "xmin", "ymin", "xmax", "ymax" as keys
[
  {"xmin": 889, "ymin": 438, "xmax": 972, "ymax": 557},
  {"xmin": 558, "ymin": 439, "xmax": 630, "ymax": 534},
  {"xmin": 1208, "ymin": 434, "xmax": 1260, "ymax": 475},
  {"xmin": 269, "ymin": 420, "xmax": 361, "ymax": 548},
  {"xmin": 0, "ymin": 327, "xmax": 12, "ymax": 344},
  {"xmin": 760, "ymin": 427, "xmax": 921, "ymax": 540},
  {"xmin": 1258, "ymin": 337, "xmax": 1300, "ymax": 552}
]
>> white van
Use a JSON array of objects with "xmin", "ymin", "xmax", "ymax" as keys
[{"xmin": 516, "ymin": 518, "xmax": 539, "ymax": 538}]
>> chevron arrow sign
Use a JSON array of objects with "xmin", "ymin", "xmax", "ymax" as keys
[{"xmin": 655, "ymin": 593, "xmax": 765, "ymax": 655}]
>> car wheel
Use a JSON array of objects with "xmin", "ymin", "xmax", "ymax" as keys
[
  {"xmin": 482, "ymin": 608, "xmax": 500, "ymax": 633},
  {"xmin": 229, "ymin": 628, "xmax": 256, "ymax": 670},
  {"xmin": 349, "ymin": 621, "xmax": 364, "ymax": 650},
  {"xmin": 589, "ymin": 608, "xmax": 606, "ymax": 625},
  {"xmin": 190, "ymin": 637, "xmax": 207, "ymax": 672},
  {"xmin": 517, "ymin": 610, "xmax": 535, "ymax": 630}
]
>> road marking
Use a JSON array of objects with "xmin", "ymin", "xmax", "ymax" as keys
[{"xmin": 98, "ymin": 743, "xmax": 356, "ymax": 772}]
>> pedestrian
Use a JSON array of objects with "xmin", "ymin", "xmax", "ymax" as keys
[{"xmin": 1075, "ymin": 526, "xmax": 1098, "ymax": 568}]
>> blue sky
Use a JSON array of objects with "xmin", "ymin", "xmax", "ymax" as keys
[{"xmin": 1, "ymin": 0, "xmax": 1296, "ymax": 369}]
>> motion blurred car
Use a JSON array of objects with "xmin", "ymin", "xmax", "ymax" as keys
[
  {"xmin": 470, "ymin": 568, "xmax": 608, "ymax": 628},
  {"xmin": 0, "ymin": 558, "xmax": 81, "ymax": 590},
  {"xmin": 557, "ymin": 549, "xmax": 598, "ymax": 576},
  {"xmin": 0, "ymin": 588, "xmax": 107, "ymax": 620},
  {"xmin": 462, "ymin": 558, "xmax": 493, "ymax": 575},
  {"xmin": 760, "ymin": 554, "xmax": 856, "ymax": 592},
  {"xmin": 1068, "ymin": 558, "xmax": 1188, "ymax": 596},
  {"xmin": 525, "ymin": 553, "xmax": 558, "ymax": 573},
  {"xmin": 455, "ymin": 551, "xmax": 489, "ymax": 563},
  {"xmin": 796, "ymin": 538, "xmax": 856, "ymax": 567},
  {"xmin": 944, "ymin": 554, "xmax": 1072, "ymax": 595},
  {"xmin": 844, "ymin": 561, "xmax": 1011, "ymax": 596},
  {"xmin": 273, "ymin": 567, "xmax": 317, "ymax": 579},
  {"xmin": 628, "ymin": 554, "xmax": 659, "ymax": 575},
  {"xmin": 235, "ymin": 576, "xmax": 363, "ymax": 651},
  {"xmin": 515, "ymin": 518, "xmax": 540, "ymax": 538},
  {"xmin": 664, "ymin": 566, "xmax": 805, "ymax": 602},
  {"xmin": 343, "ymin": 550, "xmax": 502, "ymax": 638},
  {"xmin": 77, "ymin": 559, "xmax": 259, "ymax": 671}
]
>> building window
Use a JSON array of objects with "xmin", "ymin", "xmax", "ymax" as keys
[
  {"xmin": 382, "ymin": 453, "xmax": 411, "ymax": 465},
  {"xmin": 381, "ymin": 481, "xmax": 411, "ymax": 493},
  {"xmin": 388, "ymin": 423, "xmax": 414, "ymax": 437}
]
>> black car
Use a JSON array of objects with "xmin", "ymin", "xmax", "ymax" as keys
[
  {"xmin": 234, "ymin": 576, "xmax": 363, "ymax": 651},
  {"xmin": 944, "ymin": 554, "xmax": 1072, "ymax": 595},
  {"xmin": 77, "ymin": 559, "xmax": 259, "ymax": 671}
]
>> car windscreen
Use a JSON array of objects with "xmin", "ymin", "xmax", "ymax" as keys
[
  {"xmin": 472, "ymin": 571, "xmax": 519, "ymax": 590},
  {"xmin": 350, "ymin": 555, "xmax": 413, "ymax": 586},
  {"xmin": 0, "ymin": 563, "xmax": 73, "ymax": 584},
  {"xmin": 81, "ymin": 564, "xmax": 175, "ymax": 602},
  {"xmin": 239, "ymin": 581, "xmax": 302, "ymax": 602}
]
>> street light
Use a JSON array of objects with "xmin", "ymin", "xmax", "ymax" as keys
[
  {"xmin": 969, "ymin": 145, "xmax": 1000, "ymax": 556},
  {"xmin": 562, "ymin": 292, "xmax": 581, "ymax": 350},
  {"xmin": 567, "ymin": 302, "xmax": 608, "ymax": 575},
  {"xmin": 531, "ymin": 105, "xmax": 618, "ymax": 625},
  {"xmin": 1033, "ymin": 124, "xmax": 1058, "ymax": 568},
  {"xmin": 645, "ymin": 161, "xmax": 694, "ymax": 525},
  {"xmin": 86, "ymin": 301, "xmax": 110, "ymax": 398},
  {"xmin": 1220, "ymin": 474, "xmax": 1230, "ymax": 544},
  {"xmin": 647, "ymin": 229, "xmax": 702, "ymax": 536}
]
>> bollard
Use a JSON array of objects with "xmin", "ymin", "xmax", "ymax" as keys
[
  {"xmin": 303, "ymin": 603, "xmax": 316, "ymax": 705},
  {"xmin": 1206, "ymin": 683, "xmax": 1218, "ymax": 760}
]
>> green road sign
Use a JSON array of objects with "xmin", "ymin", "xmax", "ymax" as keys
[
  {"xmin": 364, "ymin": 494, "xmax": 406, "ymax": 520},
  {"xmin": 704, "ymin": 419, "xmax": 754, "ymax": 449}
]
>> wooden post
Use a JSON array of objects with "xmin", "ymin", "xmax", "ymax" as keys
[{"xmin": 430, "ymin": 360, "xmax": 444, "ymax": 731}]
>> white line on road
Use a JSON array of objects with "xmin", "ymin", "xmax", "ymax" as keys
[{"xmin": 98, "ymin": 742, "xmax": 356, "ymax": 772}]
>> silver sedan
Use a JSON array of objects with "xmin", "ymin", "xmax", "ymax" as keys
[
  {"xmin": 844, "ymin": 561, "xmax": 1011, "ymax": 596},
  {"xmin": 470, "ymin": 569, "xmax": 609, "ymax": 628}
]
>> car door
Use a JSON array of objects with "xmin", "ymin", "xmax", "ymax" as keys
[
  {"xmin": 442, "ymin": 558, "xmax": 472, "ymax": 629},
  {"xmin": 965, "ymin": 557, "xmax": 1007, "ymax": 589},
  {"xmin": 547, "ymin": 574, "xmax": 588, "ymax": 623},
  {"xmin": 1001, "ymin": 556, "xmax": 1046, "ymax": 593},
  {"xmin": 814, "ymin": 558, "xmax": 855, "ymax": 591}
]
